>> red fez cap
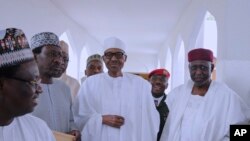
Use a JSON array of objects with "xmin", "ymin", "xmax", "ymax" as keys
[
  {"xmin": 148, "ymin": 68, "xmax": 170, "ymax": 79},
  {"xmin": 188, "ymin": 48, "xmax": 213, "ymax": 62}
]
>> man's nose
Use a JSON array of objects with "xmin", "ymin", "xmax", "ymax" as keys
[
  {"xmin": 195, "ymin": 68, "xmax": 203, "ymax": 74},
  {"xmin": 54, "ymin": 56, "xmax": 64, "ymax": 65},
  {"xmin": 94, "ymin": 68, "xmax": 100, "ymax": 73},
  {"xmin": 110, "ymin": 55, "xmax": 118, "ymax": 60},
  {"xmin": 35, "ymin": 83, "xmax": 43, "ymax": 94}
]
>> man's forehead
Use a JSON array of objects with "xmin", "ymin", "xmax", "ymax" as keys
[
  {"xmin": 87, "ymin": 60, "xmax": 103, "ymax": 67},
  {"xmin": 43, "ymin": 45, "xmax": 62, "ymax": 51},
  {"xmin": 151, "ymin": 74, "xmax": 167, "ymax": 78},
  {"xmin": 190, "ymin": 60, "xmax": 211, "ymax": 65},
  {"xmin": 88, "ymin": 60, "xmax": 102, "ymax": 65},
  {"xmin": 104, "ymin": 48, "xmax": 125, "ymax": 53}
]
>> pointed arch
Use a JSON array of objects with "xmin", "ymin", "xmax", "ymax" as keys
[
  {"xmin": 79, "ymin": 44, "xmax": 89, "ymax": 80},
  {"xmin": 195, "ymin": 11, "xmax": 217, "ymax": 54},
  {"xmin": 165, "ymin": 47, "xmax": 172, "ymax": 93},
  {"xmin": 172, "ymin": 37, "xmax": 185, "ymax": 89},
  {"xmin": 195, "ymin": 11, "xmax": 218, "ymax": 79}
]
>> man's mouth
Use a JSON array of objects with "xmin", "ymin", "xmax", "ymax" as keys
[{"xmin": 153, "ymin": 85, "xmax": 161, "ymax": 91}]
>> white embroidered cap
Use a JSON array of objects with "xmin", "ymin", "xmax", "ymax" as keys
[
  {"xmin": 30, "ymin": 32, "xmax": 59, "ymax": 49},
  {"xmin": 0, "ymin": 28, "xmax": 34, "ymax": 68},
  {"xmin": 103, "ymin": 36, "xmax": 126, "ymax": 52},
  {"xmin": 87, "ymin": 54, "xmax": 102, "ymax": 65}
]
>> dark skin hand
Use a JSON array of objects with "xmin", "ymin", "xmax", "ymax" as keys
[
  {"xmin": 102, "ymin": 115, "xmax": 125, "ymax": 128},
  {"xmin": 67, "ymin": 130, "xmax": 81, "ymax": 141}
]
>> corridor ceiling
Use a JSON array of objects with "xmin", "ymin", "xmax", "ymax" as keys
[{"xmin": 51, "ymin": 0, "xmax": 191, "ymax": 54}]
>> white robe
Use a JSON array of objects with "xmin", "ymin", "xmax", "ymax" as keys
[
  {"xmin": 160, "ymin": 80, "xmax": 249, "ymax": 141},
  {"xmin": 59, "ymin": 73, "xmax": 80, "ymax": 99},
  {"xmin": 32, "ymin": 79, "xmax": 76, "ymax": 133},
  {"xmin": 73, "ymin": 72, "xmax": 159, "ymax": 141},
  {"xmin": 0, "ymin": 114, "xmax": 55, "ymax": 141}
]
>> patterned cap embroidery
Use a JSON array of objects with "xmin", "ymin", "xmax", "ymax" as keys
[
  {"xmin": 87, "ymin": 54, "xmax": 102, "ymax": 65},
  {"xmin": 0, "ymin": 28, "xmax": 34, "ymax": 68},
  {"xmin": 30, "ymin": 32, "xmax": 59, "ymax": 49}
]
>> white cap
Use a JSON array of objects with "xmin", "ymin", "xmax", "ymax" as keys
[
  {"xmin": 30, "ymin": 32, "xmax": 59, "ymax": 49},
  {"xmin": 103, "ymin": 36, "xmax": 126, "ymax": 52}
]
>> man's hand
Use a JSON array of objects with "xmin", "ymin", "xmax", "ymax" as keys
[
  {"xmin": 67, "ymin": 130, "xmax": 81, "ymax": 141},
  {"xmin": 102, "ymin": 115, "xmax": 125, "ymax": 128}
]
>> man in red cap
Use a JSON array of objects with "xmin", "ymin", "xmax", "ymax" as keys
[
  {"xmin": 160, "ymin": 48, "xmax": 249, "ymax": 141},
  {"xmin": 149, "ymin": 68, "xmax": 170, "ymax": 141}
]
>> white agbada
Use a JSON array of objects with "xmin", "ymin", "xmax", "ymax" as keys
[
  {"xmin": 0, "ymin": 114, "xmax": 55, "ymax": 141},
  {"xmin": 73, "ymin": 72, "xmax": 159, "ymax": 141},
  {"xmin": 160, "ymin": 80, "xmax": 249, "ymax": 141}
]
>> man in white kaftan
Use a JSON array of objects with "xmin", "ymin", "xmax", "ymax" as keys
[
  {"xmin": 0, "ymin": 28, "xmax": 55, "ymax": 141},
  {"xmin": 30, "ymin": 32, "xmax": 81, "ymax": 140},
  {"xmin": 0, "ymin": 114, "xmax": 55, "ymax": 141},
  {"xmin": 160, "ymin": 80, "xmax": 248, "ymax": 141},
  {"xmin": 160, "ymin": 48, "xmax": 249, "ymax": 141},
  {"xmin": 73, "ymin": 37, "xmax": 159, "ymax": 141},
  {"xmin": 58, "ymin": 40, "xmax": 80, "ymax": 99}
]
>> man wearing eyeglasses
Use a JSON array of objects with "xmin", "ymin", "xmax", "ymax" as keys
[
  {"xmin": 73, "ymin": 37, "xmax": 159, "ymax": 141},
  {"xmin": 149, "ymin": 68, "xmax": 170, "ymax": 141},
  {"xmin": 160, "ymin": 48, "xmax": 249, "ymax": 141},
  {"xmin": 58, "ymin": 40, "xmax": 80, "ymax": 99},
  {"xmin": 0, "ymin": 28, "xmax": 55, "ymax": 141},
  {"xmin": 30, "ymin": 32, "xmax": 80, "ymax": 141}
]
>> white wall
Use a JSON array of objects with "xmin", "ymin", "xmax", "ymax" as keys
[
  {"xmin": 215, "ymin": 0, "xmax": 250, "ymax": 107},
  {"xmin": 123, "ymin": 52, "xmax": 157, "ymax": 73}
]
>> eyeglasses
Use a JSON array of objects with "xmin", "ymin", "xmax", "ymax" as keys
[
  {"xmin": 104, "ymin": 52, "xmax": 126, "ymax": 59},
  {"xmin": 6, "ymin": 76, "xmax": 41, "ymax": 88}
]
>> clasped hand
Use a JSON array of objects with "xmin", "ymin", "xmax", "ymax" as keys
[{"xmin": 102, "ymin": 115, "xmax": 125, "ymax": 128}]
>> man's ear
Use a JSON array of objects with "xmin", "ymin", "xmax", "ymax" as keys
[
  {"xmin": 33, "ymin": 54, "xmax": 38, "ymax": 61},
  {"xmin": 0, "ymin": 78, "xmax": 4, "ymax": 89},
  {"xmin": 188, "ymin": 64, "xmax": 191, "ymax": 70},
  {"xmin": 0, "ymin": 78, "xmax": 4, "ymax": 102},
  {"xmin": 85, "ymin": 70, "xmax": 87, "ymax": 76},
  {"xmin": 124, "ymin": 55, "xmax": 127, "ymax": 61},
  {"xmin": 211, "ymin": 64, "xmax": 215, "ymax": 72},
  {"xmin": 165, "ymin": 83, "xmax": 169, "ymax": 90}
]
